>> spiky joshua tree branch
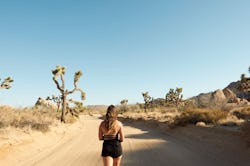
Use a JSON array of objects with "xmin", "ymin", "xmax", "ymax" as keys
[
  {"xmin": 165, "ymin": 87, "xmax": 183, "ymax": 106},
  {"xmin": 0, "ymin": 76, "xmax": 14, "ymax": 90}
]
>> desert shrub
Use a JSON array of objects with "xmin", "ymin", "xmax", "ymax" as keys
[
  {"xmin": 128, "ymin": 104, "xmax": 142, "ymax": 113},
  {"xmin": 173, "ymin": 109, "xmax": 228, "ymax": 126},
  {"xmin": 0, "ymin": 106, "xmax": 59, "ymax": 132},
  {"xmin": 175, "ymin": 99, "xmax": 197, "ymax": 113},
  {"xmin": 233, "ymin": 107, "xmax": 250, "ymax": 120},
  {"xmin": 118, "ymin": 105, "xmax": 128, "ymax": 113}
]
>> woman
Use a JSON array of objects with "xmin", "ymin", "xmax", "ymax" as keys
[{"xmin": 99, "ymin": 105, "xmax": 124, "ymax": 166}]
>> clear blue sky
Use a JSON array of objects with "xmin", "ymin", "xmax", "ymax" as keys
[{"xmin": 0, "ymin": 0, "xmax": 250, "ymax": 107}]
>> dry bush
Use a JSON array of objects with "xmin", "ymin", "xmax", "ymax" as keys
[
  {"xmin": 126, "ymin": 104, "xmax": 178, "ymax": 114},
  {"xmin": 232, "ymin": 107, "xmax": 250, "ymax": 120},
  {"xmin": 121, "ymin": 105, "xmax": 180, "ymax": 125},
  {"xmin": 0, "ymin": 106, "xmax": 59, "ymax": 132},
  {"xmin": 118, "ymin": 105, "xmax": 129, "ymax": 114},
  {"xmin": 173, "ymin": 109, "xmax": 228, "ymax": 127},
  {"xmin": 241, "ymin": 121, "xmax": 250, "ymax": 147},
  {"xmin": 127, "ymin": 104, "xmax": 143, "ymax": 113}
]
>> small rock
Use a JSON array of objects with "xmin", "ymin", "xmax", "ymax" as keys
[{"xmin": 196, "ymin": 121, "xmax": 206, "ymax": 127}]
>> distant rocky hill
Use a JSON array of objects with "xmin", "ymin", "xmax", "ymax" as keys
[
  {"xmin": 190, "ymin": 81, "xmax": 250, "ymax": 109},
  {"xmin": 225, "ymin": 81, "xmax": 250, "ymax": 101}
]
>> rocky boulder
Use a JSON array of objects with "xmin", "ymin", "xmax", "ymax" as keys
[
  {"xmin": 190, "ymin": 88, "xmax": 249, "ymax": 109},
  {"xmin": 211, "ymin": 89, "xmax": 227, "ymax": 106},
  {"xmin": 196, "ymin": 121, "xmax": 206, "ymax": 127},
  {"xmin": 222, "ymin": 88, "xmax": 236, "ymax": 101}
]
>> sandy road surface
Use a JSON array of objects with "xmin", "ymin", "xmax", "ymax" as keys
[{"xmin": 0, "ymin": 115, "xmax": 249, "ymax": 166}]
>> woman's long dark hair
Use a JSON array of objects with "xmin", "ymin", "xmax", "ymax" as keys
[{"xmin": 105, "ymin": 105, "xmax": 118, "ymax": 130}]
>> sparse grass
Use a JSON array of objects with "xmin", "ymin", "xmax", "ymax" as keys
[
  {"xmin": 121, "ymin": 106, "xmax": 180, "ymax": 123},
  {"xmin": 173, "ymin": 109, "xmax": 228, "ymax": 127},
  {"xmin": 0, "ymin": 106, "xmax": 60, "ymax": 132},
  {"xmin": 125, "ymin": 105, "xmax": 178, "ymax": 114},
  {"xmin": 118, "ymin": 105, "xmax": 129, "ymax": 114}
]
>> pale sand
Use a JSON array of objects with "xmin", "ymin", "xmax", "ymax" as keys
[{"xmin": 0, "ymin": 115, "xmax": 249, "ymax": 166}]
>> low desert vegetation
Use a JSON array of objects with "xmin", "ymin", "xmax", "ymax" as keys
[
  {"xmin": 232, "ymin": 107, "xmax": 250, "ymax": 120},
  {"xmin": 119, "ymin": 99, "xmax": 128, "ymax": 113},
  {"xmin": 172, "ymin": 109, "xmax": 228, "ymax": 127},
  {"xmin": 121, "ymin": 104, "xmax": 229, "ymax": 126},
  {"xmin": 0, "ymin": 106, "xmax": 73, "ymax": 132},
  {"xmin": 121, "ymin": 106, "xmax": 179, "ymax": 123}
]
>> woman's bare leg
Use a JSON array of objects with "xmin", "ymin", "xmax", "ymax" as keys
[
  {"xmin": 103, "ymin": 157, "xmax": 113, "ymax": 166},
  {"xmin": 113, "ymin": 156, "xmax": 122, "ymax": 166}
]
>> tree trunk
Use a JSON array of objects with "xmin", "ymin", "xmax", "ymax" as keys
[{"xmin": 61, "ymin": 94, "xmax": 67, "ymax": 123}]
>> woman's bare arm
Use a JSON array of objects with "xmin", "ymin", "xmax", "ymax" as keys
[
  {"xmin": 118, "ymin": 123, "xmax": 124, "ymax": 142},
  {"xmin": 98, "ymin": 123, "xmax": 104, "ymax": 141}
]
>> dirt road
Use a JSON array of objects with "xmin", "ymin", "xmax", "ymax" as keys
[{"xmin": 0, "ymin": 116, "xmax": 249, "ymax": 166}]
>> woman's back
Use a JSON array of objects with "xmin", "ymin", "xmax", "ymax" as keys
[{"xmin": 100, "ymin": 120, "xmax": 122, "ymax": 136}]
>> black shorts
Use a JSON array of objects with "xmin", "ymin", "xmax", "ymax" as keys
[{"xmin": 101, "ymin": 140, "xmax": 122, "ymax": 158}]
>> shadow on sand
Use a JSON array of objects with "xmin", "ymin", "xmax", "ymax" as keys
[{"xmin": 118, "ymin": 117, "xmax": 249, "ymax": 166}]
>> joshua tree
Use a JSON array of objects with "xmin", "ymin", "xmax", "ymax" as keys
[
  {"xmin": 0, "ymin": 76, "xmax": 14, "ymax": 90},
  {"xmin": 165, "ymin": 87, "xmax": 183, "ymax": 106},
  {"xmin": 52, "ymin": 65, "xmax": 86, "ymax": 123},
  {"xmin": 240, "ymin": 66, "xmax": 250, "ymax": 92},
  {"xmin": 142, "ymin": 92, "xmax": 151, "ymax": 112},
  {"xmin": 46, "ymin": 95, "xmax": 62, "ymax": 112},
  {"xmin": 120, "ymin": 99, "xmax": 128, "ymax": 112},
  {"xmin": 120, "ymin": 99, "xmax": 128, "ymax": 105}
]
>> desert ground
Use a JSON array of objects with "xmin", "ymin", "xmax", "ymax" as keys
[{"xmin": 0, "ymin": 115, "xmax": 249, "ymax": 166}]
